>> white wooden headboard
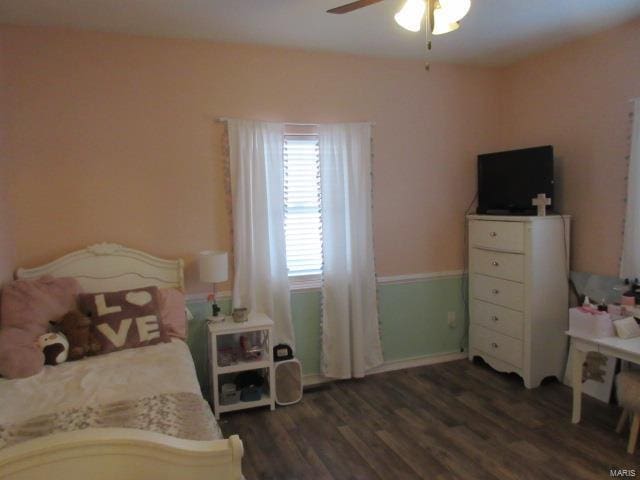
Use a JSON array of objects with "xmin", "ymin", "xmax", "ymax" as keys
[{"xmin": 15, "ymin": 243, "xmax": 184, "ymax": 293}]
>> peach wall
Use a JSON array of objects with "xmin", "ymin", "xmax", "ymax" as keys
[
  {"xmin": 499, "ymin": 18, "xmax": 640, "ymax": 277},
  {"xmin": 2, "ymin": 26, "xmax": 501, "ymax": 291},
  {"xmin": 0, "ymin": 163, "xmax": 14, "ymax": 285},
  {"xmin": 0, "ymin": 169, "xmax": 14, "ymax": 285},
  {"xmin": 0, "ymin": 31, "xmax": 16, "ymax": 285}
]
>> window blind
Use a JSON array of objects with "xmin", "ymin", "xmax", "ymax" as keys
[{"xmin": 284, "ymin": 135, "xmax": 323, "ymax": 276}]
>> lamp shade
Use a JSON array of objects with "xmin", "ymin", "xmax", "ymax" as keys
[
  {"xmin": 394, "ymin": 0, "xmax": 426, "ymax": 32},
  {"xmin": 198, "ymin": 251, "xmax": 228, "ymax": 283},
  {"xmin": 432, "ymin": 8, "xmax": 459, "ymax": 35},
  {"xmin": 437, "ymin": 0, "xmax": 471, "ymax": 23}
]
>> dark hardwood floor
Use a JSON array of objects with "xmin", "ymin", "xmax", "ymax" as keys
[{"xmin": 220, "ymin": 359, "xmax": 638, "ymax": 479}]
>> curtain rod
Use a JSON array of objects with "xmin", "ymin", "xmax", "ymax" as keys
[{"xmin": 216, "ymin": 117, "xmax": 375, "ymax": 126}]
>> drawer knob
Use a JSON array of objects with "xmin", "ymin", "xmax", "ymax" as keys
[
  {"xmin": 491, "ymin": 289, "xmax": 500, "ymax": 295},
  {"xmin": 491, "ymin": 316, "xmax": 499, "ymax": 322},
  {"xmin": 491, "ymin": 260, "xmax": 499, "ymax": 267},
  {"xmin": 491, "ymin": 342, "xmax": 499, "ymax": 349},
  {"xmin": 489, "ymin": 231, "xmax": 497, "ymax": 237}
]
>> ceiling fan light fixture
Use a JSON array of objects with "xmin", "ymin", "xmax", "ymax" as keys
[
  {"xmin": 436, "ymin": 0, "xmax": 471, "ymax": 23},
  {"xmin": 394, "ymin": 0, "xmax": 426, "ymax": 32},
  {"xmin": 432, "ymin": 7, "xmax": 460, "ymax": 35},
  {"xmin": 432, "ymin": 19, "xmax": 460, "ymax": 35}
]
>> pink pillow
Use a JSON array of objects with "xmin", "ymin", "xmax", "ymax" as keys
[
  {"xmin": 158, "ymin": 288, "xmax": 188, "ymax": 339},
  {"xmin": 0, "ymin": 328, "xmax": 44, "ymax": 378},
  {"xmin": 0, "ymin": 276, "xmax": 80, "ymax": 378}
]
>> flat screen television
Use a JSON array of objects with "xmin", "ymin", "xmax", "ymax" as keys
[{"xmin": 477, "ymin": 145, "xmax": 554, "ymax": 215}]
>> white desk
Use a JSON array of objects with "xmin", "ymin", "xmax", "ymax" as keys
[{"xmin": 566, "ymin": 331, "xmax": 640, "ymax": 423}]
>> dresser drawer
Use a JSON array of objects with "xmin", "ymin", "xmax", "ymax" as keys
[
  {"xmin": 470, "ymin": 248, "xmax": 525, "ymax": 282},
  {"xmin": 470, "ymin": 300, "xmax": 524, "ymax": 339},
  {"xmin": 471, "ymin": 324, "xmax": 523, "ymax": 368},
  {"xmin": 472, "ymin": 274, "xmax": 524, "ymax": 311},
  {"xmin": 469, "ymin": 220, "xmax": 524, "ymax": 253}
]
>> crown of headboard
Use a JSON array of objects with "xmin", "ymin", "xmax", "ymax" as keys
[{"xmin": 16, "ymin": 243, "xmax": 184, "ymax": 293}]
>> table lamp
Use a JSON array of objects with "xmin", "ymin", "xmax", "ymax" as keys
[{"xmin": 198, "ymin": 250, "xmax": 228, "ymax": 321}]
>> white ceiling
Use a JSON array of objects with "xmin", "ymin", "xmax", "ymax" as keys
[{"xmin": 1, "ymin": 0, "xmax": 640, "ymax": 65}]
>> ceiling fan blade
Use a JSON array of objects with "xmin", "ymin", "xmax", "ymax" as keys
[{"xmin": 327, "ymin": 0, "xmax": 386, "ymax": 14}]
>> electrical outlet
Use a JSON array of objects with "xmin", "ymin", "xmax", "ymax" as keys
[{"xmin": 447, "ymin": 311, "xmax": 457, "ymax": 328}]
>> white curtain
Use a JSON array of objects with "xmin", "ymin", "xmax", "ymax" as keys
[
  {"xmin": 621, "ymin": 99, "xmax": 640, "ymax": 279},
  {"xmin": 227, "ymin": 119, "xmax": 295, "ymax": 347},
  {"xmin": 319, "ymin": 123, "xmax": 383, "ymax": 379}
]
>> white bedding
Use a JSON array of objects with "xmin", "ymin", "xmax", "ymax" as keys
[{"xmin": 0, "ymin": 339, "xmax": 202, "ymax": 425}]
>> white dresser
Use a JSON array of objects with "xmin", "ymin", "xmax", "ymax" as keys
[{"xmin": 467, "ymin": 214, "xmax": 570, "ymax": 388}]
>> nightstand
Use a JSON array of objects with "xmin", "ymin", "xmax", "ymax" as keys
[{"xmin": 207, "ymin": 313, "xmax": 276, "ymax": 419}]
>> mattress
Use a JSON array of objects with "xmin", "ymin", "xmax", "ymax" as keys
[{"xmin": 0, "ymin": 339, "xmax": 221, "ymax": 447}]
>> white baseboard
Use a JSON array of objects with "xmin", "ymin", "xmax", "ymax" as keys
[
  {"xmin": 303, "ymin": 350, "xmax": 466, "ymax": 387},
  {"xmin": 367, "ymin": 350, "xmax": 467, "ymax": 374},
  {"xmin": 303, "ymin": 374, "xmax": 333, "ymax": 387}
]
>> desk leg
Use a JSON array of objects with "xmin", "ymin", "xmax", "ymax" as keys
[{"xmin": 571, "ymin": 346, "xmax": 586, "ymax": 424}]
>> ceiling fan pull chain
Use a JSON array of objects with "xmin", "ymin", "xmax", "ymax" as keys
[
  {"xmin": 425, "ymin": 25, "xmax": 430, "ymax": 70},
  {"xmin": 425, "ymin": 0, "xmax": 433, "ymax": 71}
]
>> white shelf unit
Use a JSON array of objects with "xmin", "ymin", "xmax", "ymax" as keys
[{"xmin": 207, "ymin": 313, "xmax": 276, "ymax": 419}]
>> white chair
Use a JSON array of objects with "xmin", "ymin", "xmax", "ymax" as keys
[{"xmin": 616, "ymin": 370, "xmax": 640, "ymax": 454}]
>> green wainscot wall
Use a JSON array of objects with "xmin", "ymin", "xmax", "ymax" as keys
[{"xmin": 186, "ymin": 275, "xmax": 467, "ymax": 399}]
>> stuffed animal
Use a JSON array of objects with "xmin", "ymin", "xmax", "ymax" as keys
[
  {"xmin": 55, "ymin": 310, "xmax": 102, "ymax": 361},
  {"xmin": 0, "ymin": 276, "xmax": 80, "ymax": 379},
  {"xmin": 37, "ymin": 332, "xmax": 69, "ymax": 365}
]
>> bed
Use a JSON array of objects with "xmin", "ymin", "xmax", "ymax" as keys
[{"xmin": 0, "ymin": 243, "xmax": 243, "ymax": 480}]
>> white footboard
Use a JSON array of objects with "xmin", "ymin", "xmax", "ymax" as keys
[{"xmin": 0, "ymin": 428, "xmax": 243, "ymax": 480}]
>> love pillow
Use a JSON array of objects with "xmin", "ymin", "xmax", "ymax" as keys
[{"xmin": 77, "ymin": 286, "xmax": 170, "ymax": 355}]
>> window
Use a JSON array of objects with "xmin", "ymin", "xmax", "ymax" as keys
[{"xmin": 283, "ymin": 135, "xmax": 323, "ymax": 277}]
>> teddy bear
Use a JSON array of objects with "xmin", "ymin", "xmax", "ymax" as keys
[{"xmin": 54, "ymin": 310, "xmax": 102, "ymax": 361}]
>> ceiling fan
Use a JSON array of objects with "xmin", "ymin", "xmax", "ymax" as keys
[{"xmin": 327, "ymin": 0, "xmax": 471, "ymax": 68}]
